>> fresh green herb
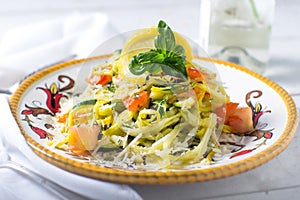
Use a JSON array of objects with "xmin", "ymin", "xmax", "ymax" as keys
[
  {"xmin": 157, "ymin": 99, "xmax": 167, "ymax": 117},
  {"xmin": 107, "ymin": 83, "xmax": 115, "ymax": 92},
  {"xmin": 129, "ymin": 20, "xmax": 188, "ymax": 80},
  {"xmin": 153, "ymin": 99, "xmax": 167, "ymax": 118}
]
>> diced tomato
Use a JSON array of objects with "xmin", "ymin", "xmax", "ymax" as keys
[
  {"xmin": 97, "ymin": 74, "xmax": 113, "ymax": 85},
  {"xmin": 227, "ymin": 107, "xmax": 253, "ymax": 133},
  {"xmin": 187, "ymin": 67, "xmax": 209, "ymax": 82},
  {"xmin": 226, "ymin": 102, "xmax": 239, "ymax": 116},
  {"xmin": 86, "ymin": 66, "xmax": 113, "ymax": 86},
  {"xmin": 68, "ymin": 125, "xmax": 100, "ymax": 156},
  {"xmin": 215, "ymin": 102, "xmax": 253, "ymax": 133},
  {"xmin": 86, "ymin": 73, "xmax": 112, "ymax": 85},
  {"xmin": 124, "ymin": 91, "xmax": 149, "ymax": 112},
  {"xmin": 215, "ymin": 102, "xmax": 238, "ymax": 120}
]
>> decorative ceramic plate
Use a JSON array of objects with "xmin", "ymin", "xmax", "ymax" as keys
[{"xmin": 9, "ymin": 55, "xmax": 298, "ymax": 184}]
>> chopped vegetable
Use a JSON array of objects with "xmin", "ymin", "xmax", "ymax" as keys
[
  {"xmin": 123, "ymin": 90, "xmax": 149, "ymax": 112},
  {"xmin": 86, "ymin": 66, "xmax": 113, "ymax": 86},
  {"xmin": 215, "ymin": 102, "xmax": 254, "ymax": 133},
  {"xmin": 68, "ymin": 125, "xmax": 101, "ymax": 155},
  {"xmin": 227, "ymin": 107, "xmax": 254, "ymax": 133},
  {"xmin": 188, "ymin": 67, "xmax": 206, "ymax": 82},
  {"xmin": 97, "ymin": 74, "xmax": 113, "ymax": 85}
]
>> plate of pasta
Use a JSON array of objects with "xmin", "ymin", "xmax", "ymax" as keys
[{"xmin": 10, "ymin": 21, "xmax": 298, "ymax": 184}]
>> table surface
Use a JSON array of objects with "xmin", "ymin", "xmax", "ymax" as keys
[{"xmin": 0, "ymin": 0, "xmax": 299, "ymax": 199}]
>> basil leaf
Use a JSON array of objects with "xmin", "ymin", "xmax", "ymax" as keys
[
  {"xmin": 128, "ymin": 20, "xmax": 188, "ymax": 80},
  {"xmin": 156, "ymin": 20, "xmax": 175, "ymax": 52},
  {"xmin": 129, "ymin": 51, "xmax": 158, "ymax": 75},
  {"xmin": 129, "ymin": 50, "xmax": 163, "ymax": 75},
  {"xmin": 162, "ymin": 53, "xmax": 187, "ymax": 79},
  {"xmin": 173, "ymin": 45, "xmax": 185, "ymax": 56}
]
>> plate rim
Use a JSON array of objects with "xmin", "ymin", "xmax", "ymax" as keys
[{"xmin": 9, "ymin": 55, "xmax": 299, "ymax": 184}]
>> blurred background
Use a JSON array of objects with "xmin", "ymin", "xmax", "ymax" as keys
[
  {"xmin": 0, "ymin": 0, "xmax": 200, "ymax": 40},
  {"xmin": 0, "ymin": 0, "xmax": 298, "ymax": 66},
  {"xmin": 0, "ymin": 0, "xmax": 297, "ymax": 40},
  {"xmin": 0, "ymin": 0, "xmax": 297, "ymax": 58},
  {"xmin": 0, "ymin": 0, "xmax": 298, "ymax": 94}
]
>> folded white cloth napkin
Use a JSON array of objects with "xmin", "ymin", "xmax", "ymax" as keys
[{"xmin": 0, "ymin": 13, "xmax": 142, "ymax": 200}]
